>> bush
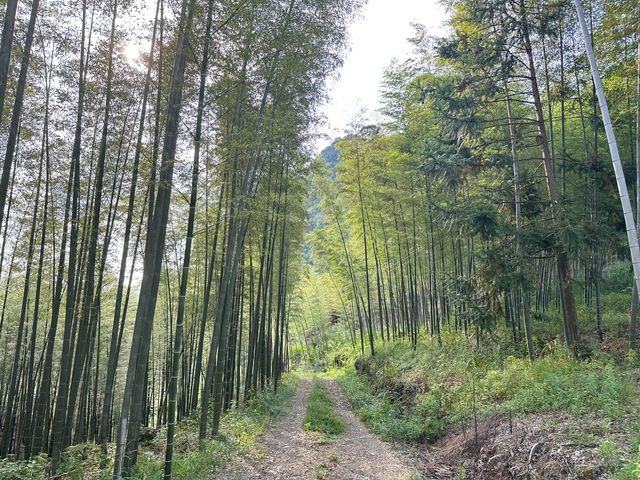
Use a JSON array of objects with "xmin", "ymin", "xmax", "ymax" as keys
[
  {"xmin": 603, "ymin": 261, "xmax": 633, "ymax": 293},
  {"xmin": 413, "ymin": 393, "xmax": 445, "ymax": 440},
  {"xmin": 0, "ymin": 455, "xmax": 47, "ymax": 480},
  {"xmin": 337, "ymin": 334, "xmax": 637, "ymax": 445}
]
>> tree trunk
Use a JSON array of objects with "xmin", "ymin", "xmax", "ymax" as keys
[
  {"xmin": 0, "ymin": 0, "xmax": 18, "ymax": 122},
  {"xmin": 50, "ymin": 0, "xmax": 90, "ymax": 465},
  {"xmin": 520, "ymin": 0, "xmax": 579, "ymax": 349},
  {"xmin": 98, "ymin": 0, "xmax": 161, "ymax": 450},
  {"xmin": 0, "ymin": 0, "xmax": 41, "ymax": 249},
  {"xmin": 630, "ymin": 39, "xmax": 640, "ymax": 351},
  {"xmin": 574, "ymin": 0, "xmax": 640, "ymax": 302},
  {"xmin": 164, "ymin": 0, "xmax": 213, "ymax": 473},
  {"xmin": 114, "ymin": 0, "xmax": 195, "ymax": 474},
  {"xmin": 0, "ymin": 144, "xmax": 43, "ymax": 456},
  {"xmin": 504, "ymin": 77, "xmax": 535, "ymax": 361}
]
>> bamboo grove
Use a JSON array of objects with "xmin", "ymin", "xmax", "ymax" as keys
[
  {"xmin": 304, "ymin": 0, "xmax": 639, "ymax": 362},
  {"xmin": 0, "ymin": 0, "xmax": 361, "ymax": 476}
]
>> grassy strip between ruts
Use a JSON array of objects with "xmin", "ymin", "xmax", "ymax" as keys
[
  {"xmin": 303, "ymin": 377, "xmax": 345, "ymax": 437},
  {"xmin": 0, "ymin": 373, "xmax": 300, "ymax": 480}
]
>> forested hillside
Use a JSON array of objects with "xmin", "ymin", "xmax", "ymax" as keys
[{"xmin": 0, "ymin": 0, "xmax": 638, "ymax": 478}]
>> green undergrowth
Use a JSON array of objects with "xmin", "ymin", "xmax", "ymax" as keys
[
  {"xmin": 596, "ymin": 434, "xmax": 640, "ymax": 480},
  {"xmin": 321, "ymin": 291, "xmax": 640, "ymax": 475},
  {"xmin": 0, "ymin": 455, "xmax": 48, "ymax": 480},
  {"xmin": 303, "ymin": 377, "xmax": 345, "ymax": 436},
  {"xmin": 334, "ymin": 367, "xmax": 437, "ymax": 443},
  {"xmin": 134, "ymin": 373, "xmax": 299, "ymax": 478},
  {"xmin": 616, "ymin": 453, "xmax": 640, "ymax": 480},
  {"xmin": 333, "ymin": 331, "xmax": 639, "ymax": 447},
  {"xmin": 0, "ymin": 374, "xmax": 299, "ymax": 480},
  {"xmin": 605, "ymin": 434, "xmax": 640, "ymax": 480},
  {"xmin": 0, "ymin": 444, "xmax": 108, "ymax": 480}
]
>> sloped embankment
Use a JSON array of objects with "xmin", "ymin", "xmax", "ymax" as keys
[{"xmin": 337, "ymin": 337, "xmax": 640, "ymax": 479}]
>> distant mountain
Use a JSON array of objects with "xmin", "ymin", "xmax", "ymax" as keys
[
  {"xmin": 307, "ymin": 138, "xmax": 342, "ymax": 233},
  {"xmin": 321, "ymin": 140, "xmax": 340, "ymax": 177},
  {"xmin": 304, "ymin": 139, "xmax": 342, "ymax": 263}
]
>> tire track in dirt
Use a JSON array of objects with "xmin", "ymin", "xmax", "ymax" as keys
[{"xmin": 214, "ymin": 376, "xmax": 419, "ymax": 479}]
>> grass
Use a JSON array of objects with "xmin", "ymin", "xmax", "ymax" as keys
[
  {"xmin": 303, "ymin": 377, "xmax": 345, "ymax": 436},
  {"xmin": 335, "ymin": 367, "xmax": 438, "ymax": 443},
  {"xmin": 134, "ymin": 372, "xmax": 300, "ymax": 479},
  {"xmin": 315, "ymin": 462, "xmax": 329, "ymax": 479},
  {"xmin": 333, "ymin": 326, "xmax": 639, "ymax": 448},
  {"xmin": 592, "ymin": 434, "xmax": 640, "ymax": 479},
  {"xmin": 612, "ymin": 434, "xmax": 640, "ymax": 480}
]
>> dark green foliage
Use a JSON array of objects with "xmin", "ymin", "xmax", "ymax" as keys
[
  {"xmin": 603, "ymin": 261, "xmax": 634, "ymax": 293},
  {"xmin": 337, "ymin": 369, "xmax": 444, "ymax": 442},
  {"xmin": 336, "ymin": 334, "xmax": 638, "ymax": 445}
]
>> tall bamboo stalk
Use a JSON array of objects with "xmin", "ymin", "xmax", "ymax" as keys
[{"xmin": 573, "ymin": 0, "xmax": 640, "ymax": 294}]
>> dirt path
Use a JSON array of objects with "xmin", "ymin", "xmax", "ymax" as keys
[{"xmin": 215, "ymin": 376, "xmax": 419, "ymax": 480}]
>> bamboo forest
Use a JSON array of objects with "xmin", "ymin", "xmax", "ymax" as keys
[{"xmin": 0, "ymin": 0, "xmax": 639, "ymax": 478}]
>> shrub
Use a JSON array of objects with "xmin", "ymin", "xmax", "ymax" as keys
[
  {"xmin": 413, "ymin": 393, "xmax": 445, "ymax": 440},
  {"xmin": 0, "ymin": 455, "xmax": 47, "ymax": 480},
  {"xmin": 337, "ymin": 334, "xmax": 637, "ymax": 445},
  {"xmin": 603, "ymin": 261, "xmax": 633, "ymax": 293}
]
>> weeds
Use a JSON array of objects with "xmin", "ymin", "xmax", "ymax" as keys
[
  {"xmin": 133, "ymin": 373, "xmax": 299, "ymax": 478},
  {"xmin": 336, "ymin": 331, "xmax": 638, "ymax": 448},
  {"xmin": 303, "ymin": 378, "xmax": 345, "ymax": 436},
  {"xmin": 315, "ymin": 462, "xmax": 329, "ymax": 479}
]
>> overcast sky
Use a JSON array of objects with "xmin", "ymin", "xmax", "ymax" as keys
[{"xmin": 316, "ymin": 0, "xmax": 447, "ymax": 151}]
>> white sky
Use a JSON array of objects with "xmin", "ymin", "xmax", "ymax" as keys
[{"xmin": 317, "ymin": 0, "xmax": 447, "ymax": 151}]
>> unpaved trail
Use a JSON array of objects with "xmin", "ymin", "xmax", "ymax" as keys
[{"xmin": 215, "ymin": 376, "xmax": 419, "ymax": 480}]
